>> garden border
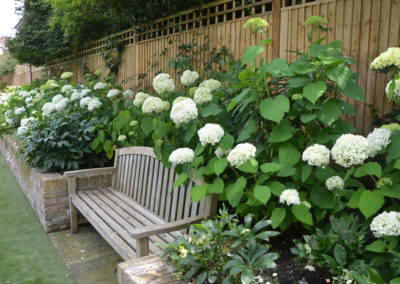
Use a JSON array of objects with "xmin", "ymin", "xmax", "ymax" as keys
[{"xmin": 0, "ymin": 135, "xmax": 113, "ymax": 232}]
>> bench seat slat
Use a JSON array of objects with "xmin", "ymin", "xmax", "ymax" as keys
[{"xmin": 71, "ymin": 195, "xmax": 136, "ymax": 261}]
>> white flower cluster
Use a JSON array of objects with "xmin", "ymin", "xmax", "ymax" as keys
[
  {"xmin": 180, "ymin": 70, "xmax": 199, "ymax": 86},
  {"xmin": 71, "ymin": 91, "xmax": 84, "ymax": 101},
  {"xmin": 199, "ymin": 79, "xmax": 221, "ymax": 91},
  {"xmin": 15, "ymin": 107, "xmax": 25, "ymax": 115},
  {"xmin": 152, "ymin": 73, "xmax": 175, "ymax": 94},
  {"xmin": 197, "ymin": 123, "xmax": 224, "ymax": 146},
  {"xmin": 370, "ymin": 47, "xmax": 400, "ymax": 70},
  {"xmin": 227, "ymin": 143, "xmax": 256, "ymax": 168},
  {"xmin": 93, "ymin": 82, "xmax": 107, "ymax": 90},
  {"xmin": 168, "ymin": 148, "xmax": 195, "ymax": 166},
  {"xmin": 325, "ymin": 176, "xmax": 344, "ymax": 191},
  {"xmin": 331, "ymin": 134, "xmax": 369, "ymax": 168},
  {"xmin": 52, "ymin": 94, "xmax": 64, "ymax": 104},
  {"xmin": 19, "ymin": 91, "xmax": 30, "ymax": 98},
  {"xmin": 133, "ymin": 92, "xmax": 150, "ymax": 107},
  {"xmin": 172, "ymin": 96, "xmax": 186, "ymax": 105},
  {"xmin": 88, "ymin": 98, "xmax": 102, "ymax": 111},
  {"xmin": 61, "ymin": 84, "xmax": 73, "ymax": 93},
  {"xmin": 107, "ymin": 89, "xmax": 120, "ymax": 98},
  {"xmin": 385, "ymin": 78, "xmax": 400, "ymax": 99},
  {"xmin": 193, "ymin": 87, "xmax": 213, "ymax": 105},
  {"xmin": 215, "ymin": 147, "xmax": 230, "ymax": 158},
  {"xmin": 142, "ymin": 96, "xmax": 165, "ymax": 114},
  {"xmin": 170, "ymin": 98, "xmax": 198, "ymax": 125},
  {"xmin": 80, "ymin": 97, "xmax": 92, "ymax": 108},
  {"xmin": 20, "ymin": 117, "xmax": 35, "ymax": 127},
  {"xmin": 302, "ymin": 144, "xmax": 330, "ymax": 167},
  {"xmin": 279, "ymin": 189, "xmax": 300, "ymax": 205},
  {"xmin": 17, "ymin": 117, "xmax": 36, "ymax": 136},
  {"xmin": 42, "ymin": 102, "xmax": 56, "ymax": 116},
  {"xmin": 370, "ymin": 211, "xmax": 400, "ymax": 237},
  {"xmin": 25, "ymin": 97, "xmax": 33, "ymax": 104},
  {"xmin": 61, "ymin": 72, "xmax": 73, "ymax": 79},
  {"xmin": 55, "ymin": 98, "xmax": 69, "ymax": 112},
  {"xmin": 123, "ymin": 89, "xmax": 134, "ymax": 98},
  {"xmin": 81, "ymin": 89, "xmax": 91, "ymax": 96},
  {"xmin": 367, "ymin": 128, "xmax": 391, "ymax": 157}
]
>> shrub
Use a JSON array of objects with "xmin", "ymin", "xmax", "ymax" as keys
[{"xmin": 0, "ymin": 56, "xmax": 17, "ymax": 76}]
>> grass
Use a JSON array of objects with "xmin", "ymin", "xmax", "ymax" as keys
[{"xmin": 0, "ymin": 154, "xmax": 75, "ymax": 284}]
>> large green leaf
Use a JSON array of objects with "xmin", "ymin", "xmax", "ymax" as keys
[
  {"xmin": 242, "ymin": 45, "xmax": 264, "ymax": 65},
  {"xmin": 270, "ymin": 207, "xmax": 286, "ymax": 229},
  {"xmin": 260, "ymin": 162, "xmax": 282, "ymax": 173},
  {"xmin": 292, "ymin": 204, "xmax": 313, "ymax": 225},
  {"xmin": 173, "ymin": 173, "xmax": 188, "ymax": 188},
  {"xmin": 268, "ymin": 120, "xmax": 294, "ymax": 143},
  {"xmin": 264, "ymin": 58, "xmax": 289, "ymax": 77},
  {"xmin": 214, "ymin": 158, "xmax": 228, "ymax": 176},
  {"xmin": 334, "ymin": 243, "xmax": 347, "ymax": 266},
  {"xmin": 291, "ymin": 61, "xmax": 315, "ymax": 74},
  {"xmin": 288, "ymin": 76, "xmax": 311, "ymax": 88},
  {"xmin": 279, "ymin": 143, "xmax": 300, "ymax": 166},
  {"xmin": 366, "ymin": 240, "xmax": 387, "ymax": 253},
  {"xmin": 238, "ymin": 159, "xmax": 258, "ymax": 174},
  {"xmin": 267, "ymin": 181, "xmax": 286, "ymax": 196},
  {"xmin": 208, "ymin": 177, "xmax": 224, "ymax": 194},
  {"xmin": 303, "ymin": 81, "xmax": 327, "ymax": 104},
  {"xmin": 326, "ymin": 64, "xmax": 353, "ymax": 89},
  {"xmin": 201, "ymin": 103, "xmax": 223, "ymax": 117},
  {"xmin": 354, "ymin": 162, "xmax": 382, "ymax": 178},
  {"xmin": 190, "ymin": 184, "xmax": 208, "ymax": 202},
  {"xmin": 310, "ymin": 187, "xmax": 334, "ymax": 209},
  {"xmin": 237, "ymin": 120, "xmax": 257, "ymax": 142},
  {"xmin": 387, "ymin": 131, "xmax": 400, "ymax": 162},
  {"xmin": 219, "ymin": 134, "xmax": 235, "ymax": 149},
  {"xmin": 253, "ymin": 185, "xmax": 271, "ymax": 205},
  {"xmin": 228, "ymin": 88, "xmax": 251, "ymax": 111},
  {"xmin": 317, "ymin": 99, "xmax": 341, "ymax": 126},
  {"xmin": 226, "ymin": 177, "xmax": 246, "ymax": 207},
  {"xmin": 140, "ymin": 116, "xmax": 153, "ymax": 136},
  {"xmin": 343, "ymin": 80, "xmax": 366, "ymax": 102},
  {"xmin": 358, "ymin": 190, "xmax": 384, "ymax": 219},
  {"xmin": 260, "ymin": 95, "xmax": 290, "ymax": 123}
]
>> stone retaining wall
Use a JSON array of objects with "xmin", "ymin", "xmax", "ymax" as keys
[{"xmin": 0, "ymin": 135, "xmax": 113, "ymax": 232}]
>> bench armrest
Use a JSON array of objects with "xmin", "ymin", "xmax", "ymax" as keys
[
  {"xmin": 64, "ymin": 167, "xmax": 115, "ymax": 177},
  {"xmin": 130, "ymin": 215, "xmax": 206, "ymax": 239}
]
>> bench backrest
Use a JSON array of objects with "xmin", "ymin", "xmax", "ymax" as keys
[{"xmin": 112, "ymin": 146, "xmax": 217, "ymax": 222}]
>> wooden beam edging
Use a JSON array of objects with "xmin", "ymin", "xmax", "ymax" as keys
[{"xmin": 272, "ymin": 0, "xmax": 281, "ymax": 59}]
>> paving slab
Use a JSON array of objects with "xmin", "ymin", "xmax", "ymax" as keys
[{"xmin": 49, "ymin": 224, "xmax": 123, "ymax": 284}]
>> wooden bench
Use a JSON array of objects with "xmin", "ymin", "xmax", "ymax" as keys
[{"xmin": 64, "ymin": 146, "xmax": 217, "ymax": 260}]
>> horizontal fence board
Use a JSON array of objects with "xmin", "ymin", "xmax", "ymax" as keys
[{"xmin": 1, "ymin": 0, "xmax": 398, "ymax": 135}]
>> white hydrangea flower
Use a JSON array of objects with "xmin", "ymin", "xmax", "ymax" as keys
[
  {"xmin": 302, "ymin": 144, "xmax": 330, "ymax": 168},
  {"xmin": 42, "ymin": 102, "xmax": 56, "ymax": 116},
  {"xmin": 25, "ymin": 97, "xmax": 33, "ymax": 104},
  {"xmin": 370, "ymin": 211, "xmax": 400, "ymax": 237},
  {"xmin": 194, "ymin": 87, "xmax": 213, "ymax": 105},
  {"xmin": 385, "ymin": 78, "xmax": 400, "ymax": 99},
  {"xmin": 52, "ymin": 94, "xmax": 64, "ymax": 104},
  {"xmin": 367, "ymin": 128, "xmax": 392, "ymax": 157},
  {"xmin": 325, "ymin": 176, "xmax": 344, "ymax": 191},
  {"xmin": 19, "ymin": 91, "xmax": 30, "ymax": 98},
  {"xmin": 199, "ymin": 79, "xmax": 221, "ymax": 91},
  {"xmin": 279, "ymin": 189, "xmax": 300, "ymax": 205},
  {"xmin": 180, "ymin": 70, "xmax": 199, "ymax": 86},
  {"xmin": 88, "ymin": 98, "xmax": 102, "ymax": 111},
  {"xmin": 170, "ymin": 98, "xmax": 198, "ymax": 125},
  {"xmin": 331, "ymin": 134, "xmax": 369, "ymax": 168},
  {"xmin": 70, "ymin": 91, "xmax": 83, "ymax": 101},
  {"xmin": 215, "ymin": 147, "xmax": 230, "ymax": 158},
  {"xmin": 153, "ymin": 73, "xmax": 175, "ymax": 94},
  {"xmin": 15, "ymin": 107, "xmax": 25, "ymax": 115},
  {"xmin": 17, "ymin": 126, "xmax": 28, "ymax": 136},
  {"xmin": 123, "ymin": 89, "xmax": 134, "ymax": 98},
  {"xmin": 162, "ymin": 100, "xmax": 170, "ymax": 111},
  {"xmin": 29, "ymin": 90, "xmax": 38, "ymax": 96},
  {"xmin": 172, "ymin": 96, "xmax": 187, "ymax": 105},
  {"xmin": 227, "ymin": 143, "xmax": 256, "ymax": 168},
  {"xmin": 197, "ymin": 123, "xmax": 225, "ymax": 146},
  {"xmin": 20, "ymin": 117, "xmax": 35, "ymax": 127},
  {"xmin": 93, "ymin": 82, "xmax": 107, "ymax": 90},
  {"xmin": 142, "ymin": 96, "xmax": 165, "ymax": 114},
  {"xmin": 61, "ymin": 72, "xmax": 73, "ymax": 79},
  {"xmin": 81, "ymin": 89, "xmax": 91, "ymax": 96},
  {"xmin": 133, "ymin": 92, "xmax": 150, "ymax": 107},
  {"xmin": 55, "ymin": 98, "xmax": 69, "ymax": 112},
  {"xmin": 61, "ymin": 84, "xmax": 73, "ymax": 93},
  {"xmin": 80, "ymin": 97, "xmax": 92, "ymax": 108},
  {"xmin": 169, "ymin": 148, "xmax": 195, "ymax": 166},
  {"xmin": 370, "ymin": 47, "xmax": 400, "ymax": 70},
  {"xmin": 107, "ymin": 89, "xmax": 120, "ymax": 98}
]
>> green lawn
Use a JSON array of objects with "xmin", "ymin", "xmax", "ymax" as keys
[{"xmin": 0, "ymin": 154, "xmax": 75, "ymax": 284}]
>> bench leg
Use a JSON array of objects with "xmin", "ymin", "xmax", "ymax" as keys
[
  {"xmin": 70, "ymin": 198, "xmax": 78, "ymax": 234},
  {"xmin": 136, "ymin": 237, "xmax": 149, "ymax": 258}
]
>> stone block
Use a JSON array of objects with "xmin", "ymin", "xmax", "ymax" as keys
[
  {"xmin": 118, "ymin": 255, "xmax": 181, "ymax": 284},
  {"xmin": 44, "ymin": 189, "xmax": 68, "ymax": 199},
  {"xmin": 44, "ymin": 197, "xmax": 69, "ymax": 207},
  {"xmin": 41, "ymin": 175, "xmax": 67, "ymax": 192}
]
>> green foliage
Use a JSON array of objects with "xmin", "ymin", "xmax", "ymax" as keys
[
  {"xmin": 161, "ymin": 208, "xmax": 279, "ymax": 284},
  {"xmin": 7, "ymin": 0, "xmax": 73, "ymax": 66},
  {"xmin": 0, "ymin": 56, "xmax": 17, "ymax": 76}
]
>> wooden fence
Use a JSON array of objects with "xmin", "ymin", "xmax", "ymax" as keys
[{"xmin": 1, "ymin": 0, "xmax": 399, "ymax": 134}]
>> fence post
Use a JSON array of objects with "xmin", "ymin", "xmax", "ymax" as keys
[{"xmin": 272, "ymin": 0, "xmax": 281, "ymax": 58}]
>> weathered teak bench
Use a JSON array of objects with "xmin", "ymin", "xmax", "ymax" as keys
[{"xmin": 64, "ymin": 146, "xmax": 217, "ymax": 260}]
